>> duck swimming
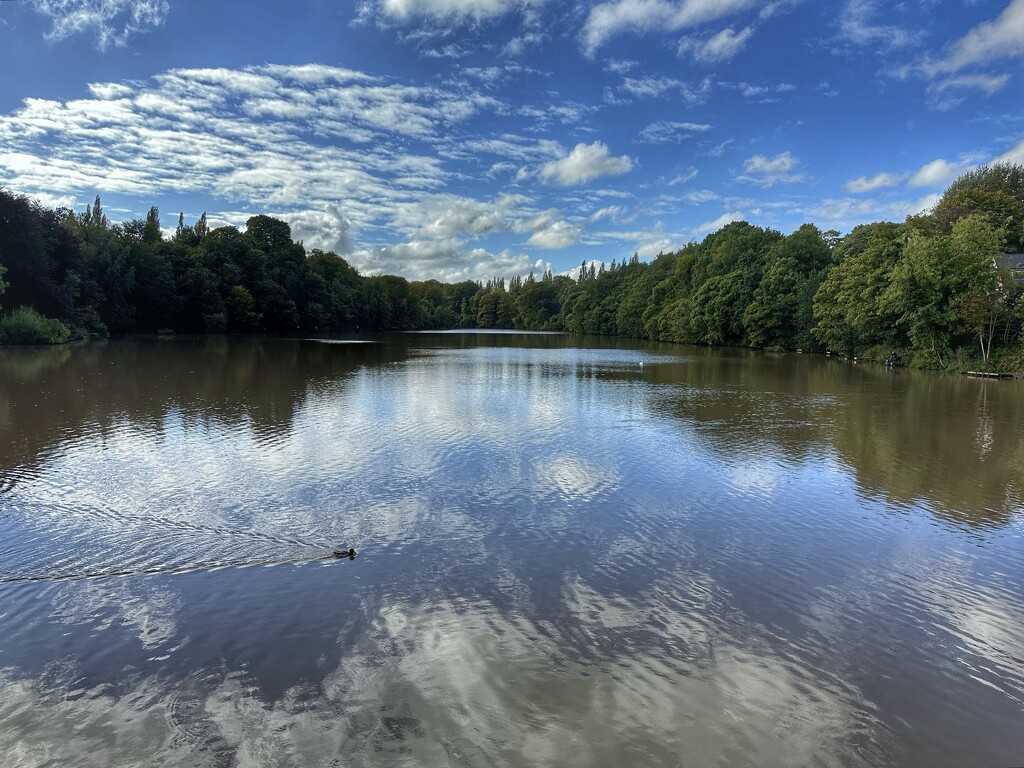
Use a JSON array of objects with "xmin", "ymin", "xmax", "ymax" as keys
[{"xmin": 332, "ymin": 548, "xmax": 357, "ymax": 559}]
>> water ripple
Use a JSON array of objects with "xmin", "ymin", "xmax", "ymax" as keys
[{"xmin": 0, "ymin": 338, "xmax": 1022, "ymax": 767}]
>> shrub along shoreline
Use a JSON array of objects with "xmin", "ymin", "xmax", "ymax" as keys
[{"xmin": 1, "ymin": 163, "xmax": 1023, "ymax": 372}]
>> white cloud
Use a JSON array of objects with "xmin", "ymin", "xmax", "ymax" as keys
[
  {"xmin": 589, "ymin": 205, "xmax": 629, "ymax": 222},
  {"xmin": 809, "ymin": 197, "xmax": 896, "ymax": 223},
  {"xmin": 502, "ymin": 32, "xmax": 544, "ymax": 56},
  {"xmin": 586, "ymin": 226, "xmax": 684, "ymax": 257},
  {"xmin": 375, "ymin": 0, "xmax": 540, "ymax": 23},
  {"xmin": 19, "ymin": 190, "xmax": 79, "ymax": 210},
  {"xmin": 908, "ymin": 158, "xmax": 961, "ymax": 188},
  {"xmin": 419, "ymin": 42, "xmax": 471, "ymax": 59},
  {"xmin": 668, "ymin": 168, "xmax": 699, "ymax": 186},
  {"xmin": 638, "ymin": 120, "xmax": 712, "ymax": 144},
  {"xmin": 837, "ymin": 0, "xmax": 916, "ymax": 51},
  {"xmin": 0, "ymin": 64, "xmax": 575, "ymax": 280},
  {"xmin": 807, "ymin": 193, "xmax": 939, "ymax": 227},
  {"xmin": 843, "ymin": 171, "xmax": 904, "ymax": 194},
  {"xmin": 634, "ymin": 237, "xmax": 680, "ymax": 257},
  {"xmin": 286, "ymin": 206, "xmax": 356, "ymax": 255},
  {"xmin": 391, "ymin": 193, "xmax": 522, "ymax": 238},
  {"xmin": 818, "ymin": 81, "xmax": 840, "ymax": 98},
  {"xmin": 353, "ymin": 239, "xmax": 535, "ymax": 281},
  {"xmin": 580, "ymin": 0, "xmax": 761, "ymax": 56},
  {"xmin": 537, "ymin": 141, "xmax": 634, "ymax": 186},
  {"xmin": 515, "ymin": 101, "xmax": 598, "ymax": 129},
  {"xmin": 0, "ymin": 65, "xmax": 484, "ymax": 204},
  {"xmin": 455, "ymin": 134, "xmax": 564, "ymax": 163},
  {"xmin": 706, "ymin": 138, "xmax": 734, "ymax": 157},
  {"xmin": 618, "ymin": 75, "xmax": 707, "ymax": 103},
  {"xmin": 679, "ymin": 26, "xmax": 754, "ymax": 63},
  {"xmin": 911, "ymin": 192, "xmax": 941, "ymax": 215},
  {"xmin": 390, "ymin": 193, "xmax": 584, "ymax": 253},
  {"xmin": 889, "ymin": 0, "xmax": 1024, "ymax": 107},
  {"xmin": 261, "ymin": 63, "xmax": 378, "ymax": 84},
  {"xmin": 605, "ymin": 58, "xmax": 640, "ymax": 74},
  {"xmin": 526, "ymin": 220, "xmax": 582, "ymax": 248},
  {"xmin": 87, "ymin": 82, "xmax": 134, "ymax": 100},
  {"xmin": 33, "ymin": 0, "xmax": 169, "ymax": 50},
  {"xmin": 736, "ymin": 151, "xmax": 805, "ymax": 187},
  {"xmin": 683, "ymin": 188, "xmax": 719, "ymax": 203},
  {"xmin": 995, "ymin": 139, "xmax": 1024, "ymax": 164},
  {"xmin": 917, "ymin": 0, "xmax": 1024, "ymax": 78},
  {"xmin": 723, "ymin": 81, "xmax": 796, "ymax": 101},
  {"xmin": 925, "ymin": 73, "xmax": 1011, "ymax": 110},
  {"xmin": 695, "ymin": 210, "xmax": 744, "ymax": 234}
]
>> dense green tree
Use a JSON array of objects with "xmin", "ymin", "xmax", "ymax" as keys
[
  {"xmin": 143, "ymin": 207, "xmax": 162, "ymax": 245},
  {"xmin": 246, "ymin": 215, "xmax": 294, "ymax": 255},
  {"xmin": 932, "ymin": 162, "xmax": 1024, "ymax": 251},
  {"xmin": 744, "ymin": 224, "xmax": 832, "ymax": 349},
  {"xmin": 812, "ymin": 222, "xmax": 905, "ymax": 354},
  {"xmin": 744, "ymin": 258, "xmax": 804, "ymax": 348},
  {"xmin": 226, "ymin": 285, "xmax": 262, "ymax": 330},
  {"xmin": 253, "ymin": 279, "xmax": 300, "ymax": 331},
  {"xmin": 476, "ymin": 290, "xmax": 500, "ymax": 327},
  {"xmin": 673, "ymin": 222, "xmax": 783, "ymax": 345},
  {"xmin": 411, "ymin": 280, "xmax": 457, "ymax": 329},
  {"xmin": 92, "ymin": 247, "xmax": 136, "ymax": 331},
  {"xmin": 354, "ymin": 275, "xmax": 421, "ymax": 330},
  {"xmin": 641, "ymin": 253, "xmax": 687, "ymax": 341},
  {"xmin": 307, "ymin": 249, "xmax": 359, "ymax": 330},
  {"xmin": 0, "ymin": 191, "xmax": 63, "ymax": 314},
  {"xmin": 124, "ymin": 236, "xmax": 180, "ymax": 331},
  {"xmin": 949, "ymin": 216, "xmax": 1014, "ymax": 363},
  {"xmin": 881, "ymin": 216, "xmax": 1001, "ymax": 366},
  {"xmin": 515, "ymin": 277, "xmax": 562, "ymax": 330},
  {"xmin": 176, "ymin": 264, "xmax": 225, "ymax": 332}
]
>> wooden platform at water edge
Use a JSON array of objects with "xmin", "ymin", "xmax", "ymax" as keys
[{"xmin": 966, "ymin": 371, "xmax": 1016, "ymax": 379}]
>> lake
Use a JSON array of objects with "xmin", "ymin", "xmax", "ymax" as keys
[{"xmin": 1, "ymin": 334, "xmax": 1022, "ymax": 767}]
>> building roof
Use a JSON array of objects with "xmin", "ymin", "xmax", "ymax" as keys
[{"xmin": 1001, "ymin": 253, "xmax": 1024, "ymax": 270}]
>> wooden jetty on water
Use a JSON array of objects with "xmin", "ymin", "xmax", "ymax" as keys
[{"xmin": 966, "ymin": 371, "xmax": 1015, "ymax": 379}]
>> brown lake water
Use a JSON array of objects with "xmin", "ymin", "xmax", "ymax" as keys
[{"xmin": 0, "ymin": 333, "xmax": 1022, "ymax": 767}]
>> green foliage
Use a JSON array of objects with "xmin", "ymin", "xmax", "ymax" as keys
[
  {"xmin": 143, "ymin": 207, "xmax": 162, "ymax": 244},
  {"xmin": 950, "ymin": 216, "xmax": 1016, "ymax": 362},
  {"xmin": 246, "ymin": 215, "xmax": 293, "ymax": 255},
  {"xmin": 226, "ymin": 285, "xmax": 262, "ymax": 331},
  {"xmin": 0, "ymin": 306, "xmax": 71, "ymax": 345},
  {"xmin": 744, "ymin": 257, "xmax": 804, "ymax": 348},
  {"xmin": 677, "ymin": 222, "xmax": 783, "ymax": 345},
  {"xmin": 812, "ymin": 222, "xmax": 905, "ymax": 354},
  {"xmin": 2, "ymin": 164, "xmax": 1024, "ymax": 369},
  {"xmin": 932, "ymin": 162, "xmax": 1024, "ymax": 251},
  {"xmin": 882, "ymin": 216, "xmax": 1004, "ymax": 365}
]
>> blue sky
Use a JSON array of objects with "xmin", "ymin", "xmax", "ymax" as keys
[{"xmin": 0, "ymin": 0, "xmax": 1022, "ymax": 280}]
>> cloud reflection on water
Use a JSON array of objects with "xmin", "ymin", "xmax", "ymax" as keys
[
  {"xmin": 2, "ymin": 337, "xmax": 1024, "ymax": 767},
  {"xmin": 0, "ymin": 581, "xmax": 889, "ymax": 768}
]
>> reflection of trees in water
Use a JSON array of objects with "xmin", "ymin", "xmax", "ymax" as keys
[
  {"xmin": 0, "ymin": 338, "xmax": 402, "ymax": 484},
  {"xmin": 974, "ymin": 384, "xmax": 994, "ymax": 456},
  {"xmin": 3, "ymin": 338, "xmax": 1022, "ymax": 529},
  {"xmin": 636, "ymin": 348, "xmax": 1024, "ymax": 529},
  {"xmin": 829, "ymin": 368, "xmax": 1024, "ymax": 528},
  {"xmin": 1, "ymin": 337, "xmax": 1020, "ymax": 767}
]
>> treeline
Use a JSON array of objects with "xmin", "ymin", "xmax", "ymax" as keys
[{"xmin": 1, "ymin": 162, "xmax": 1023, "ymax": 369}]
